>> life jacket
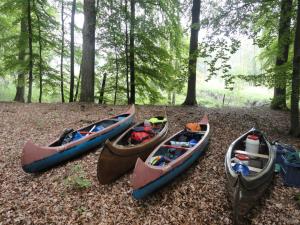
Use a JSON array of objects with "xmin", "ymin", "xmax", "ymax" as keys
[
  {"xmin": 185, "ymin": 123, "xmax": 201, "ymax": 132},
  {"xmin": 130, "ymin": 125, "xmax": 154, "ymax": 144},
  {"xmin": 131, "ymin": 131, "xmax": 152, "ymax": 144}
]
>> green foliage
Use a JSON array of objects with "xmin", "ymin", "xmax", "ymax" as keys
[{"xmin": 64, "ymin": 164, "xmax": 92, "ymax": 190}]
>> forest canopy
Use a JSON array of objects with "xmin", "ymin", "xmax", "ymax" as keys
[{"xmin": 0, "ymin": 0, "xmax": 300, "ymax": 135}]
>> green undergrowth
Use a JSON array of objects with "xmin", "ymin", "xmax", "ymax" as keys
[{"xmin": 64, "ymin": 164, "xmax": 92, "ymax": 190}]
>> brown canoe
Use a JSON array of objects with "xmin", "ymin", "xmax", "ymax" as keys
[{"xmin": 97, "ymin": 117, "xmax": 168, "ymax": 184}]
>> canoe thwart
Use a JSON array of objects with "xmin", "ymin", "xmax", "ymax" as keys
[{"xmin": 234, "ymin": 150, "xmax": 269, "ymax": 159}]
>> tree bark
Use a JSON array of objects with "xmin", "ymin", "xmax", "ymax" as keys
[
  {"xmin": 172, "ymin": 92, "xmax": 175, "ymax": 105},
  {"xmin": 129, "ymin": 0, "xmax": 135, "ymax": 104},
  {"xmin": 125, "ymin": 0, "xmax": 130, "ymax": 104},
  {"xmin": 74, "ymin": 60, "xmax": 82, "ymax": 102},
  {"xmin": 99, "ymin": 73, "xmax": 107, "ymax": 104},
  {"xmin": 183, "ymin": 0, "xmax": 201, "ymax": 106},
  {"xmin": 27, "ymin": 0, "xmax": 33, "ymax": 103},
  {"xmin": 70, "ymin": 0, "xmax": 76, "ymax": 102},
  {"xmin": 80, "ymin": 0, "xmax": 96, "ymax": 102},
  {"xmin": 34, "ymin": 0, "xmax": 43, "ymax": 103},
  {"xmin": 290, "ymin": 0, "xmax": 300, "ymax": 136},
  {"xmin": 271, "ymin": 0, "xmax": 293, "ymax": 110},
  {"xmin": 60, "ymin": 0, "xmax": 65, "ymax": 103},
  {"xmin": 14, "ymin": 5, "xmax": 27, "ymax": 103}
]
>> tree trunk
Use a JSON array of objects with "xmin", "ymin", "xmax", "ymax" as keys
[
  {"xmin": 129, "ymin": 0, "xmax": 135, "ymax": 104},
  {"xmin": 125, "ymin": 0, "xmax": 130, "ymax": 104},
  {"xmin": 60, "ymin": 0, "xmax": 65, "ymax": 103},
  {"xmin": 27, "ymin": 0, "xmax": 33, "ymax": 103},
  {"xmin": 74, "ymin": 60, "xmax": 82, "ymax": 102},
  {"xmin": 14, "ymin": 5, "xmax": 27, "ymax": 103},
  {"xmin": 70, "ymin": 0, "xmax": 76, "ymax": 102},
  {"xmin": 290, "ymin": 0, "xmax": 300, "ymax": 136},
  {"xmin": 34, "ymin": 0, "xmax": 43, "ymax": 103},
  {"xmin": 271, "ymin": 0, "xmax": 293, "ymax": 110},
  {"xmin": 172, "ymin": 92, "xmax": 175, "ymax": 105},
  {"xmin": 99, "ymin": 73, "xmax": 107, "ymax": 104},
  {"xmin": 183, "ymin": 0, "xmax": 201, "ymax": 106},
  {"xmin": 80, "ymin": 0, "xmax": 96, "ymax": 103}
]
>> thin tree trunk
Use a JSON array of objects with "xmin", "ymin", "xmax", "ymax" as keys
[
  {"xmin": 14, "ymin": 5, "xmax": 27, "ymax": 103},
  {"xmin": 99, "ymin": 73, "xmax": 107, "ymax": 104},
  {"xmin": 172, "ymin": 92, "xmax": 175, "ymax": 105},
  {"xmin": 27, "ymin": 0, "xmax": 33, "ymax": 103},
  {"xmin": 34, "ymin": 0, "xmax": 43, "ymax": 103},
  {"xmin": 80, "ymin": 0, "xmax": 96, "ymax": 102},
  {"xmin": 70, "ymin": 0, "xmax": 76, "ymax": 102},
  {"xmin": 183, "ymin": 0, "xmax": 201, "ymax": 106},
  {"xmin": 272, "ymin": 0, "xmax": 293, "ymax": 110},
  {"xmin": 125, "ymin": 0, "xmax": 130, "ymax": 104},
  {"xmin": 111, "ymin": 0, "xmax": 121, "ymax": 105},
  {"xmin": 114, "ymin": 53, "xmax": 119, "ymax": 105},
  {"xmin": 74, "ymin": 61, "xmax": 82, "ymax": 102},
  {"xmin": 290, "ymin": 0, "xmax": 300, "ymax": 136},
  {"xmin": 129, "ymin": 0, "xmax": 135, "ymax": 104},
  {"xmin": 60, "ymin": 0, "xmax": 65, "ymax": 103},
  {"xmin": 168, "ymin": 92, "xmax": 171, "ymax": 105}
]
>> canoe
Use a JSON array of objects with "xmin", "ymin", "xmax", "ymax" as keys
[
  {"xmin": 131, "ymin": 114, "xmax": 210, "ymax": 199},
  {"xmin": 97, "ymin": 116, "xmax": 168, "ymax": 184},
  {"xmin": 21, "ymin": 105, "xmax": 135, "ymax": 173},
  {"xmin": 224, "ymin": 128, "xmax": 275, "ymax": 224}
]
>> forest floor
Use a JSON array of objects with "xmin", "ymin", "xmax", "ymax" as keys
[{"xmin": 0, "ymin": 103, "xmax": 300, "ymax": 225}]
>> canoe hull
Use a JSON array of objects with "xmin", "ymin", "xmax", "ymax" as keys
[
  {"xmin": 224, "ymin": 128, "xmax": 275, "ymax": 224},
  {"xmin": 132, "ymin": 139, "xmax": 209, "ymax": 199},
  {"xmin": 131, "ymin": 115, "xmax": 210, "ymax": 199},
  {"xmin": 97, "ymin": 122, "xmax": 168, "ymax": 184},
  {"xmin": 22, "ymin": 118, "xmax": 133, "ymax": 173}
]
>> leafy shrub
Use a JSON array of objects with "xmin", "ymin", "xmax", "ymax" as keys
[{"xmin": 64, "ymin": 164, "xmax": 92, "ymax": 190}]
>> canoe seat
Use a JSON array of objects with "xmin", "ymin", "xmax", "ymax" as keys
[
  {"xmin": 234, "ymin": 150, "xmax": 269, "ymax": 159},
  {"xmin": 110, "ymin": 119, "xmax": 120, "ymax": 122},
  {"xmin": 162, "ymin": 145, "xmax": 189, "ymax": 150},
  {"xmin": 231, "ymin": 161, "xmax": 262, "ymax": 173}
]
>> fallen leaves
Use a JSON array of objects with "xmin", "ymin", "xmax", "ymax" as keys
[{"xmin": 0, "ymin": 103, "xmax": 299, "ymax": 224}]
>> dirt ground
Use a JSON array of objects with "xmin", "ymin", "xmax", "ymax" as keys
[{"xmin": 0, "ymin": 103, "xmax": 300, "ymax": 225}]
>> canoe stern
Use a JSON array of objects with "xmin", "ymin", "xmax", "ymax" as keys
[
  {"xmin": 131, "ymin": 158, "xmax": 163, "ymax": 189},
  {"xmin": 21, "ymin": 141, "xmax": 57, "ymax": 167}
]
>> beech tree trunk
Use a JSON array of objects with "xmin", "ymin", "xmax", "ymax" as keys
[
  {"xmin": 14, "ymin": 6, "xmax": 27, "ymax": 103},
  {"xmin": 60, "ymin": 0, "xmax": 65, "ymax": 103},
  {"xmin": 290, "ymin": 0, "xmax": 300, "ymax": 136},
  {"xmin": 272, "ymin": 0, "xmax": 293, "ymax": 110},
  {"xmin": 183, "ymin": 0, "xmax": 201, "ymax": 106},
  {"xmin": 80, "ymin": 0, "xmax": 96, "ymax": 102},
  {"xmin": 74, "ymin": 60, "xmax": 82, "ymax": 102},
  {"xmin": 69, "ymin": 0, "xmax": 76, "ymax": 102},
  {"xmin": 125, "ymin": 0, "xmax": 130, "ymax": 104},
  {"xmin": 34, "ymin": 1, "xmax": 43, "ymax": 103},
  {"xmin": 129, "ymin": 0, "xmax": 135, "ymax": 104},
  {"xmin": 27, "ymin": 0, "xmax": 33, "ymax": 103},
  {"xmin": 99, "ymin": 73, "xmax": 107, "ymax": 104}
]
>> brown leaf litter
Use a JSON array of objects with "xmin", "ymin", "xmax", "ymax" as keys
[{"xmin": 0, "ymin": 103, "xmax": 299, "ymax": 224}]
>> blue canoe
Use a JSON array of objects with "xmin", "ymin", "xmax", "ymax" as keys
[
  {"xmin": 21, "ymin": 105, "xmax": 135, "ymax": 173},
  {"xmin": 131, "ymin": 114, "xmax": 210, "ymax": 199}
]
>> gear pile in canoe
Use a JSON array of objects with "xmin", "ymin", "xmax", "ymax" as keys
[
  {"xmin": 97, "ymin": 116, "xmax": 168, "ymax": 184},
  {"xmin": 131, "ymin": 114, "xmax": 210, "ymax": 199},
  {"xmin": 21, "ymin": 105, "xmax": 135, "ymax": 173}
]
